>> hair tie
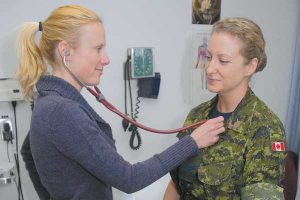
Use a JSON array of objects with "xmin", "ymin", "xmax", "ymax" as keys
[{"xmin": 38, "ymin": 21, "xmax": 43, "ymax": 32}]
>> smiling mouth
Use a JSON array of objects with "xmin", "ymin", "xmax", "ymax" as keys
[
  {"xmin": 207, "ymin": 77, "xmax": 217, "ymax": 81},
  {"xmin": 95, "ymin": 69, "xmax": 103, "ymax": 76},
  {"xmin": 207, "ymin": 77, "xmax": 220, "ymax": 84}
]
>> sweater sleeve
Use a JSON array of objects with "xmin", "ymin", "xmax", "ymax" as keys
[{"xmin": 49, "ymin": 103, "xmax": 199, "ymax": 193}]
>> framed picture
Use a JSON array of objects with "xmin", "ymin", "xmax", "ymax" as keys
[{"xmin": 192, "ymin": 0, "xmax": 221, "ymax": 25}]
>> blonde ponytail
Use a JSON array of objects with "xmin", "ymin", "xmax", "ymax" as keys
[
  {"xmin": 16, "ymin": 22, "xmax": 47, "ymax": 101},
  {"xmin": 16, "ymin": 5, "xmax": 101, "ymax": 101}
]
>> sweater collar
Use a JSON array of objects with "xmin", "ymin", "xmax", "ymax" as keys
[
  {"xmin": 37, "ymin": 75, "xmax": 84, "ymax": 102},
  {"xmin": 36, "ymin": 75, "xmax": 107, "ymax": 124}
]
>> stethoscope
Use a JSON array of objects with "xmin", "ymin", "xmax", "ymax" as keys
[{"xmin": 63, "ymin": 56, "xmax": 207, "ymax": 134}]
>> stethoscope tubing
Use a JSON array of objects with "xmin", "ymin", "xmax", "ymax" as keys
[
  {"xmin": 87, "ymin": 86, "xmax": 207, "ymax": 134},
  {"xmin": 63, "ymin": 56, "xmax": 206, "ymax": 134}
]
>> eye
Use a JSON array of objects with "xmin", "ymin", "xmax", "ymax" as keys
[
  {"xmin": 97, "ymin": 47, "xmax": 102, "ymax": 52},
  {"xmin": 96, "ymin": 45, "xmax": 104, "ymax": 53},
  {"xmin": 205, "ymin": 55, "xmax": 212, "ymax": 61},
  {"xmin": 219, "ymin": 60, "xmax": 230, "ymax": 64}
]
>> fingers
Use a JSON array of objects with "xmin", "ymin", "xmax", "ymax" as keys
[
  {"xmin": 202, "ymin": 116, "xmax": 224, "ymax": 131},
  {"xmin": 209, "ymin": 125, "xmax": 224, "ymax": 142},
  {"xmin": 206, "ymin": 116, "xmax": 224, "ymax": 124},
  {"xmin": 210, "ymin": 121, "xmax": 225, "ymax": 131},
  {"xmin": 211, "ymin": 135, "xmax": 220, "ymax": 144},
  {"xmin": 211, "ymin": 126, "xmax": 225, "ymax": 136},
  {"xmin": 191, "ymin": 116, "xmax": 226, "ymax": 148}
]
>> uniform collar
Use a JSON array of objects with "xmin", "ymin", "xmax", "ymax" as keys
[
  {"xmin": 200, "ymin": 88, "xmax": 257, "ymax": 133},
  {"xmin": 226, "ymin": 88, "xmax": 256, "ymax": 133}
]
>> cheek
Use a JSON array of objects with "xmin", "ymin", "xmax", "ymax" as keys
[
  {"xmin": 73, "ymin": 60, "xmax": 93, "ymax": 80},
  {"xmin": 80, "ymin": 55, "xmax": 96, "ymax": 71}
]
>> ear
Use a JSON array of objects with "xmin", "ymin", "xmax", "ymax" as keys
[
  {"xmin": 245, "ymin": 58, "xmax": 258, "ymax": 76},
  {"xmin": 57, "ymin": 41, "xmax": 71, "ymax": 58}
]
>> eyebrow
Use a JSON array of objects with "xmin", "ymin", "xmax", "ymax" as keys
[{"xmin": 207, "ymin": 50, "xmax": 232, "ymax": 59}]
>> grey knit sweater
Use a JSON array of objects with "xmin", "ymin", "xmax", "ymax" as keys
[{"xmin": 30, "ymin": 75, "xmax": 198, "ymax": 200}]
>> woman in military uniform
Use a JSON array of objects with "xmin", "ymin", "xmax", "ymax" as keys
[{"xmin": 164, "ymin": 17, "xmax": 286, "ymax": 200}]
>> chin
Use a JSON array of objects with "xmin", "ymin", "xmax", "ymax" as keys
[
  {"xmin": 93, "ymin": 80, "xmax": 100, "ymax": 86},
  {"xmin": 86, "ymin": 79, "xmax": 100, "ymax": 86},
  {"xmin": 207, "ymin": 85, "xmax": 220, "ymax": 93}
]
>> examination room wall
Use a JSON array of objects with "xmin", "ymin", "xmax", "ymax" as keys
[{"xmin": 0, "ymin": 0, "xmax": 299, "ymax": 199}]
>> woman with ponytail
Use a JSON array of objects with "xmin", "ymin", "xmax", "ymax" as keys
[{"xmin": 16, "ymin": 5, "xmax": 225, "ymax": 200}]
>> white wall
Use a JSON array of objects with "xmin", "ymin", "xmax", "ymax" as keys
[{"xmin": 0, "ymin": 0, "xmax": 299, "ymax": 200}]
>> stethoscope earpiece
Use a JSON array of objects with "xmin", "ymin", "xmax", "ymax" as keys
[
  {"xmin": 64, "ymin": 50, "xmax": 70, "ymax": 57},
  {"xmin": 62, "ymin": 53, "xmax": 86, "ymax": 87}
]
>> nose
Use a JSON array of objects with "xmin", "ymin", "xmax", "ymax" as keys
[
  {"xmin": 101, "ymin": 51, "xmax": 110, "ymax": 66},
  {"xmin": 205, "ymin": 59, "xmax": 217, "ymax": 74}
]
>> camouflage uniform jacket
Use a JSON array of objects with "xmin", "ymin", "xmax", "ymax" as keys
[{"xmin": 170, "ymin": 88, "xmax": 286, "ymax": 200}]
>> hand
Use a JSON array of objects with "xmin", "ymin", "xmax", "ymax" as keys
[{"xmin": 190, "ymin": 116, "xmax": 225, "ymax": 148}]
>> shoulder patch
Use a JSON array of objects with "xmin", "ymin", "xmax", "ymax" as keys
[{"xmin": 271, "ymin": 141, "xmax": 285, "ymax": 152}]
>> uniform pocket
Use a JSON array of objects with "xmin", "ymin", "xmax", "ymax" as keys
[{"xmin": 197, "ymin": 160, "xmax": 233, "ymax": 186}]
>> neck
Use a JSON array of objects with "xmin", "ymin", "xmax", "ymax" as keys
[
  {"xmin": 52, "ymin": 67, "xmax": 83, "ymax": 91},
  {"xmin": 217, "ymin": 85, "xmax": 248, "ymax": 113}
]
